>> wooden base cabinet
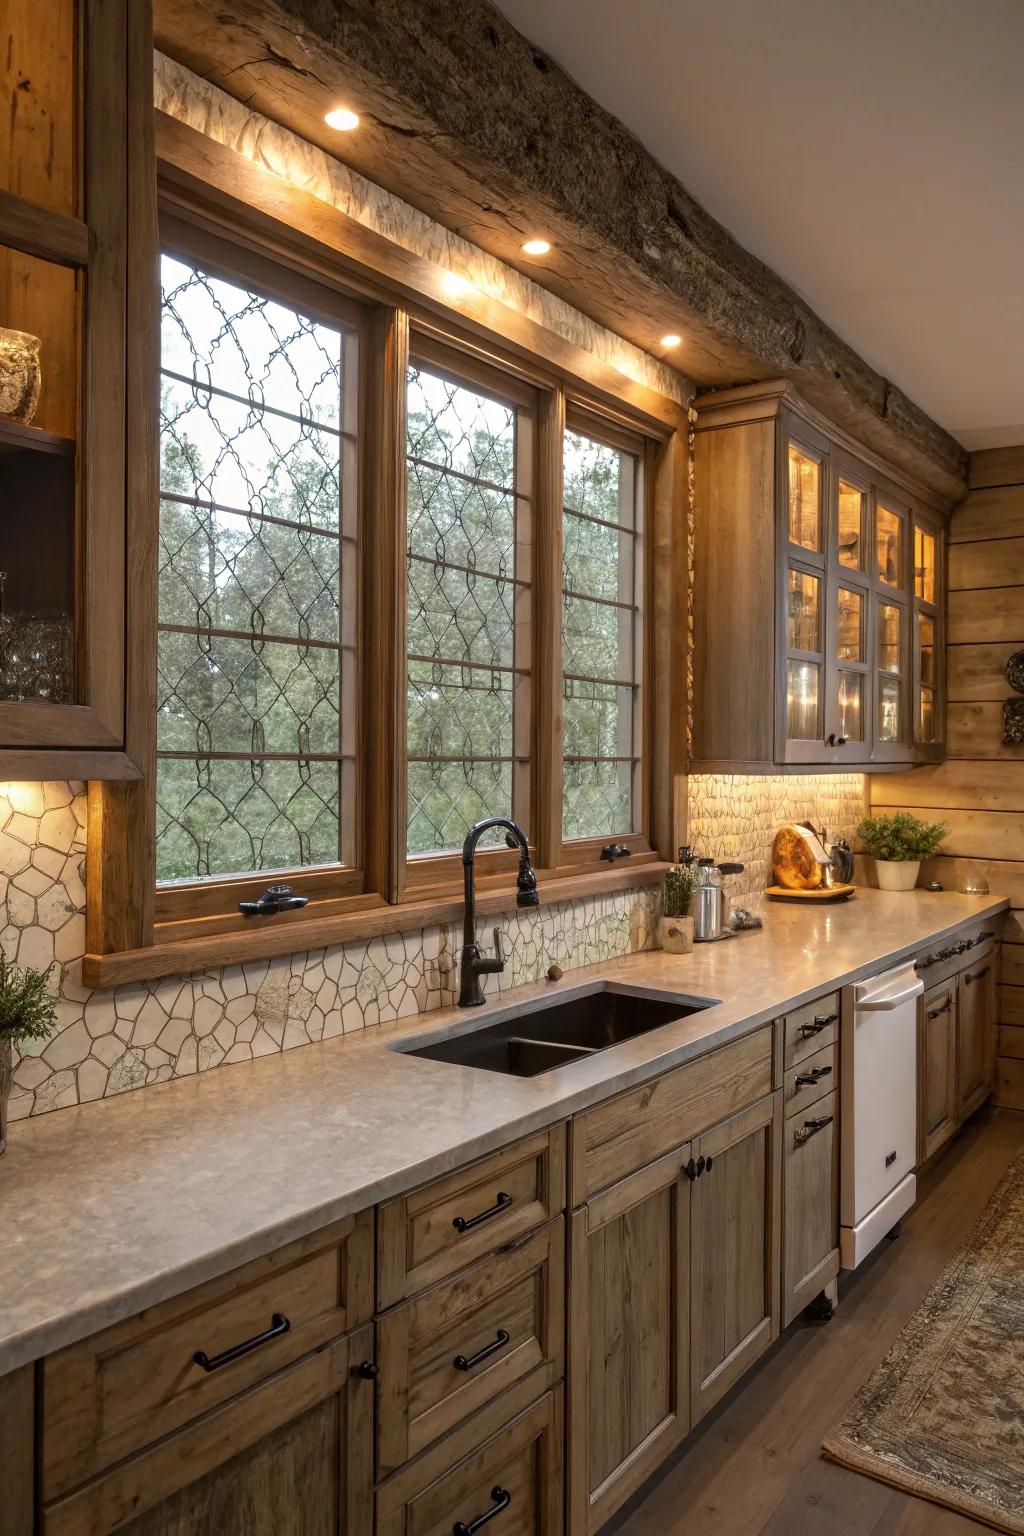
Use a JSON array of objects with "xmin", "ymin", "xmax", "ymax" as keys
[
  {"xmin": 568, "ymin": 1085, "xmax": 783, "ymax": 1534},
  {"xmin": 782, "ymin": 1090, "xmax": 839, "ymax": 1326},
  {"xmin": 41, "ymin": 1328, "xmax": 375, "ymax": 1536},
  {"xmin": 918, "ymin": 980, "xmax": 958, "ymax": 1163},
  {"xmin": 958, "ymin": 957, "xmax": 997, "ymax": 1121},
  {"xmin": 568, "ymin": 1149, "xmax": 691, "ymax": 1535},
  {"xmin": 690, "ymin": 1094, "xmax": 783, "ymax": 1422}
]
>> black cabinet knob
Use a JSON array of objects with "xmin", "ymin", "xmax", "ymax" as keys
[{"xmin": 355, "ymin": 1361, "xmax": 378, "ymax": 1380}]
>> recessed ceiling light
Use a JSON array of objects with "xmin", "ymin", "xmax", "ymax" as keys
[
  {"xmin": 324, "ymin": 106, "xmax": 359, "ymax": 131},
  {"xmin": 441, "ymin": 271, "xmax": 472, "ymax": 298},
  {"xmin": 521, "ymin": 238, "xmax": 551, "ymax": 256},
  {"xmin": 661, "ymin": 333, "xmax": 682, "ymax": 348}
]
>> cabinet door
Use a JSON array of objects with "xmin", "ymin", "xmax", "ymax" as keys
[
  {"xmin": 568, "ymin": 1149, "xmax": 690, "ymax": 1535},
  {"xmin": 690, "ymin": 1093, "xmax": 782, "ymax": 1423},
  {"xmin": 870, "ymin": 485, "xmax": 914, "ymax": 765},
  {"xmin": 912, "ymin": 513, "xmax": 945, "ymax": 763},
  {"xmin": 824, "ymin": 458, "xmax": 872, "ymax": 764},
  {"xmin": 958, "ymin": 959, "xmax": 996, "ymax": 1121},
  {"xmin": 919, "ymin": 980, "xmax": 958, "ymax": 1162},
  {"xmin": 41, "ymin": 1329, "xmax": 374, "ymax": 1536},
  {"xmin": 782, "ymin": 1091, "xmax": 839, "ymax": 1326},
  {"xmin": 779, "ymin": 415, "xmax": 830, "ymax": 764}
]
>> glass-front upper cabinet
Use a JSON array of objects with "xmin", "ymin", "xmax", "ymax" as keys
[
  {"xmin": 781, "ymin": 417, "xmax": 830, "ymax": 761},
  {"xmin": 823, "ymin": 454, "xmax": 872, "ymax": 763},
  {"xmin": 913, "ymin": 512, "xmax": 944, "ymax": 759},
  {"xmin": 870, "ymin": 483, "xmax": 914, "ymax": 764}
]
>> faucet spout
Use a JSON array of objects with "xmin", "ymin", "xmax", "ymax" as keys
[{"xmin": 458, "ymin": 817, "xmax": 538, "ymax": 1007}]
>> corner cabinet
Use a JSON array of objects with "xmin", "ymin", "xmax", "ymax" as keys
[
  {"xmin": 0, "ymin": 0, "xmax": 153, "ymax": 780},
  {"xmin": 692, "ymin": 383, "xmax": 947, "ymax": 772}
]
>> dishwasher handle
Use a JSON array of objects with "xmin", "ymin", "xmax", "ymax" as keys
[{"xmin": 856, "ymin": 978, "xmax": 924, "ymax": 1011}]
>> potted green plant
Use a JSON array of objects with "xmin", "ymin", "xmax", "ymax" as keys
[
  {"xmin": 661, "ymin": 863, "xmax": 698, "ymax": 953},
  {"xmin": 856, "ymin": 812, "xmax": 948, "ymax": 892},
  {"xmin": 0, "ymin": 954, "xmax": 58, "ymax": 1152}
]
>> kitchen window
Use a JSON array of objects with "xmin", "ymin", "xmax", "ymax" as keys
[
  {"xmin": 84, "ymin": 186, "xmax": 685, "ymax": 984},
  {"xmin": 561, "ymin": 414, "xmax": 644, "ymax": 841}
]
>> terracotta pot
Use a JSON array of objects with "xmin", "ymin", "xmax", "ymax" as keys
[
  {"xmin": 0, "ymin": 1034, "xmax": 11, "ymax": 1154},
  {"xmin": 875, "ymin": 859, "xmax": 921, "ymax": 892},
  {"xmin": 660, "ymin": 913, "xmax": 694, "ymax": 954},
  {"xmin": 0, "ymin": 327, "xmax": 42, "ymax": 425}
]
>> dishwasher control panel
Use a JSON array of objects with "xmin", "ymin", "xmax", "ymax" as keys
[{"xmin": 915, "ymin": 930, "xmax": 994, "ymax": 972}]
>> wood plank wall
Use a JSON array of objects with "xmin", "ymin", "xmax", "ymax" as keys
[{"xmin": 872, "ymin": 445, "xmax": 1024, "ymax": 1107}]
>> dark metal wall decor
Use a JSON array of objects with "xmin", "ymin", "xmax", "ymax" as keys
[{"xmin": 1004, "ymin": 650, "xmax": 1024, "ymax": 747}]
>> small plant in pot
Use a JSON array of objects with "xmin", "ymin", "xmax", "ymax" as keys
[
  {"xmin": 661, "ymin": 863, "xmax": 698, "ymax": 953},
  {"xmin": 856, "ymin": 812, "xmax": 948, "ymax": 892},
  {"xmin": 0, "ymin": 953, "xmax": 58, "ymax": 1153}
]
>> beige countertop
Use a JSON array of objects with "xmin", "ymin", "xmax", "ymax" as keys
[{"xmin": 0, "ymin": 887, "xmax": 1007, "ymax": 1376}]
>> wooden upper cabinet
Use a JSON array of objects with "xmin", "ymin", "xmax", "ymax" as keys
[
  {"xmin": 692, "ymin": 383, "xmax": 947, "ymax": 772},
  {"xmin": 0, "ymin": 0, "xmax": 152, "ymax": 779}
]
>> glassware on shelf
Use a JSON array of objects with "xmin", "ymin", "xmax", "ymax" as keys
[
  {"xmin": 837, "ymin": 670, "xmax": 864, "ymax": 741},
  {"xmin": 787, "ymin": 444, "xmax": 821, "ymax": 552},
  {"xmin": 878, "ymin": 602, "xmax": 901, "ymax": 673},
  {"xmin": 876, "ymin": 504, "xmax": 903, "ymax": 585},
  {"xmin": 786, "ymin": 658, "xmax": 820, "ymax": 740},
  {"xmin": 915, "ymin": 525, "xmax": 936, "ymax": 603},
  {"xmin": 787, "ymin": 568, "xmax": 821, "ymax": 652},
  {"xmin": 837, "ymin": 480, "xmax": 866, "ymax": 570},
  {"xmin": 878, "ymin": 674, "xmax": 902, "ymax": 743},
  {"xmin": 837, "ymin": 586, "xmax": 864, "ymax": 661}
]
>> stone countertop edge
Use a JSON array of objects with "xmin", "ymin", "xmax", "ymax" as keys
[{"xmin": 0, "ymin": 890, "xmax": 1008, "ymax": 1377}]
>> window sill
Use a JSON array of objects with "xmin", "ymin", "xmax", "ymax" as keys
[{"xmin": 81, "ymin": 859, "xmax": 670, "ymax": 989}]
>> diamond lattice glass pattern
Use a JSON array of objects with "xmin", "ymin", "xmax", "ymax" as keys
[
  {"xmin": 157, "ymin": 254, "xmax": 354, "ymax": 882},
  {"xmin": 406, "ymin": 364, "xmax": 529, "ymax": 856},
  {"xmin": 562, "ymin": 429, "xmax": 640, "ymax": 840}
]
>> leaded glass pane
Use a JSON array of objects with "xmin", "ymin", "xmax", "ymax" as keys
[
  {"xmin": 406, "ymin": 363, "xmax": 530, "ymax": 856},
  {"xmin": 157, "ymin": 253, "xmax": 354, "ymax": 883},
  {"xmin": 562, "ymin": 428, "xmax": 641, "ymax": 840}
]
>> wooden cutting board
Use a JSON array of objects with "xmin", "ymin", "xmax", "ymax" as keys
[{"xmin": 765, "ymin": 884, "xmax": 856, "ymax": 903}]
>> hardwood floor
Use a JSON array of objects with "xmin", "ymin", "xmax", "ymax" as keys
[{"xmin": 612, "ymin": 1107, "xmax": 1024, "ymax": 1536}]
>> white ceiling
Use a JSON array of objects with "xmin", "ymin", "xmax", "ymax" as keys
[{"xmin": 496, "ymin": 0, "xmax": 1024, "ymax": 450}]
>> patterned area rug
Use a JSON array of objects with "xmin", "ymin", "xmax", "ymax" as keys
[{"xmin": 823, "ymin": 1149, "xmax": 1024, "ymax": 1533}]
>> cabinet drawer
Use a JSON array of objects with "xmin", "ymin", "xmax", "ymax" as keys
[
  {"xmin": 376, "ymin": 1388, "xmax": 563, "ymax": 1536},
  {"xmin": 783, "ymin": 1091, "xmax": 839, "ymax": 1326},
  {"xmin": 42, "ymin": 1210, "xmax": 373, "ymax": 1501},
  {"xmin": 377, "ymin": 1219, "xmax": 564, "ymax": 1476},
  {"xmin": 783, "ymin": 993, "xmax": 840, "ymax": 1070},
  {"xmin": 914, "ymin": 919, "xmax": 1001, "ymax": 991},
  {"xmin": 41, "ymin": 1326, "xmax": 374, "ymax": 1536},
  {"xmin": 377, "ymin": 1128, "xmax": 566, "ymax": 1309},
  {"xmin": 570, "ymin": 1027, "xmax": 773, "ymax": 1204},
  {"xmin": 783, "ymin": 1040, "xmax": 836, "ymax": 1119}
]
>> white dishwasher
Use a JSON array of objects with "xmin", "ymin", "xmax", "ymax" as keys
[{"xmin": 840, "ymin": 959, "xmax": 923, "ymax": 1269}]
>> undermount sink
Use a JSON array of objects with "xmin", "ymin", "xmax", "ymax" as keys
[{"xmin": 398, "ymin": 984, "xmax": 718, "ymax": 1077}]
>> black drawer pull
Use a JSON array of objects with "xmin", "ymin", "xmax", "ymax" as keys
[
  {"xmin": 927, "ymin": 998, "xmax": 952, "ymax": 1018},
  {"xmin": 454, "ymin": 1328, "xmax": 510, "ymax": 1373},
  {"xmin": 683, "ymin": 1155, "xmax": 707, "ymax": 1180},
  {"xmin": 799, "ymin": 1012, "xmax": 838, "ymax": 1038},
  {"xmin": 795, "ymin": 1065, "xmax": 833, "ymax": 1087},
  {"xmin": 193, "ymin": 1313, "xmax": 290, "ymax": 1373},
  {"xmin": 452, "ymin": 1192, "xmax": 512, "ymax": 1234},
  {"xmin": 794, "ymin": 1114, "xmax": 833, "ymax": 1146},
  {"xmin": 454, "ymin": 1487, "xmax": 511, "ymax": 1536},
  {"xmin": 964, "ymin": 966, "xmax": 990, "ymax": 985}
]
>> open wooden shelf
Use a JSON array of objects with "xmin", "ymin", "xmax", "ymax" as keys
[{"xmin": 0, "ymin": 417, "xmax": 75, "ymax": 457}]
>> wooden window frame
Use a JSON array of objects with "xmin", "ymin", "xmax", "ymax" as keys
[{"xmin": 83, "ymin": 124, "xmax": 688, "ymax": 987}]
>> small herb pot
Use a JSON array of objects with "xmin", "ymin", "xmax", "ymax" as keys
[
  {"xmin": 875, "ymin": 859, "xmax": 921, "ymax": 892},
  {"xmin": 660, "ymin": 914, "xmax": 694, "ymax": 954}
]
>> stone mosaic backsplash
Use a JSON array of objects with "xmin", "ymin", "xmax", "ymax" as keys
[
  {"xmin": 687, "ymin": 773, "xmax": 868, "ymax": 901},
  {"xmin": 3, "ymin": 782, "xmax": 658, "ymax": 1123}
]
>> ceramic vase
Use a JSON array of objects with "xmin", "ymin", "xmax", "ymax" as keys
[
  {"xmin": 875, "ymin": 859, "xmax": 920, "ymax": 892},
  {"xmin": 0, "ymin": 327, "xmax": 42, "ymax": 425},
  {"xmin": 660, "ymin": 913, "xmax": 694, "ymax": 953},
  {"xmin": 0, "ymin": 1034, "xmax": 11, "ymax": 1154}
]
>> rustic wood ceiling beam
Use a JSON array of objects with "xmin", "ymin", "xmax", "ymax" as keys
[{"xmin": 153, "ymin": 0, "xmax": 967, "ymax": 502}]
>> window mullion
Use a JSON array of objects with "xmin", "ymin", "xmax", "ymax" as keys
[
  {"xmin": 362, "ymin": 305, "xmax": 409, "ymax": 905},
  {"xmin": 533, "ymin": 386, "xmax": 566, "ymax": 871}
]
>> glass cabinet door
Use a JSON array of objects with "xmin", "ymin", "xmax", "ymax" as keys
[
  {"xmin": 787, "ymin": 440, "xmax": 825, "ymax": 555},
  {"xmin": 913, "ymin": 515, "xmax": 943, "ymax": 756},
  {"xmin": 828, "ymin": 583, "xmax": 868, "ymax": 749},
  {"xmin": 875, "ymin": 599, "xmax": 908, "ymax": 751},
  {"xmin": 837, "ymin": 478, "xmax": 868, "ymax": 573},
  {"xmin": 876, "ymin": 501, "xmax": 906, "ymax": 588},
  {"xmin": 784, "ymin": 564, "xmax": 825, "ymax": 751}
]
